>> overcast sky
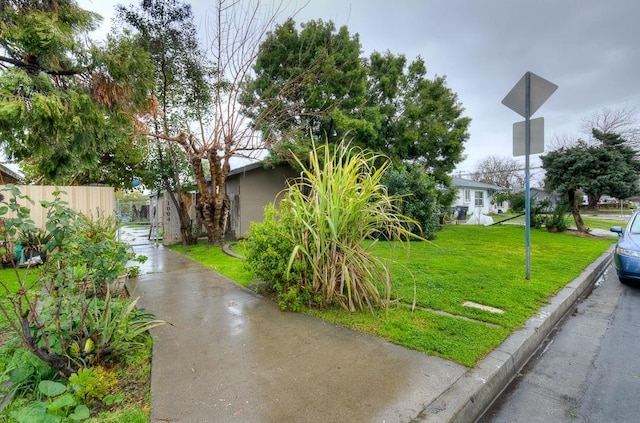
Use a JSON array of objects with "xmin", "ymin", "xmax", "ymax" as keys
[{"xmin": 79, "ymin": 0, "xmax": 640, "ymax": 176}]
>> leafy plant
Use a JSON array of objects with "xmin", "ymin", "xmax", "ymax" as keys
[
  {"xmin": 69, "ymin": 366, "xmax": 118, "ymax": 405},
  {"xmin": 0, "ymin": 347, "xmax": 58, "ymax": 400},
  {"xmin": 244, "ymin": 202, "xmax": 304, "ymax": 297},
  {"xmin": 544, "ymin": 203, "xmax": 569, "ymax": 232},
  {"xmin": 381, "ymin": 163, "xmax": 441, "ymax": 239},
  {"xmin": 9, "ymin": 380, "xmax": 90, "ymax": 422},
  {"xmin": 0, "ymin": 185, "xmax": 165, "ymax": 378},
  {"xmin": 284, "ymin": 141, "xmax": 419, "ymax": 312},
  {"xmin": 85, "ymin": 289, "xmax": 168, "ymax": 363}
]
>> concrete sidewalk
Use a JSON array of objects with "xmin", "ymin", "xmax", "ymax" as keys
[{"xmin": 126, "ymin": 228, "xmax": 613, "ymax": 422}]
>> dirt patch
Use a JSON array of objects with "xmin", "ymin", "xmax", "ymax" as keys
[{"xmin": 565, "ymin": 229, "xmax": 609, "ymax": 239}]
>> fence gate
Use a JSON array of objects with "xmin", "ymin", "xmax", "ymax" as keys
[{"xmin": 116, "ymin": 197, "xmax": 159, "ymax": 245}]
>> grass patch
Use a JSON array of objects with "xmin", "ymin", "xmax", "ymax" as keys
[
  {"xmin": 170, "ymin": 225, "xmax": 614, "ymax": 367},
  {"xmin": 0, "ymin": 267, "xmax": 41, "ymax": 330},
  {"xmin": 490, "ymin": 213, "xmax": 629, "ymax": 232},
  {"xmin": 168, "ymin": 242, "xmax": 255, "ymax": 287},
  {"xmin": 581, "ymin": 215, "xmax": 628, "ymax": 231}
]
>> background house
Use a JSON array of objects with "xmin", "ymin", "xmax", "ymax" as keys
[
  {"xmin": 451, "ymin": 177, "xmax": 508, "ymax": 219},
  {"xmin": 0, "ymin": 163, "xmax": 23, "ymax": 185},
  {"xmin": 530, "ymin": 187, "xmax": 559, "ymax": 207},
  {"xmin": 225, "ymin": 162, "xmax": 298, "ymax": 240}
]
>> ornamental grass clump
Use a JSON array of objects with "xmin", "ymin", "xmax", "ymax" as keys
[{"xmin": 285, "ymin": 141, "xmax": 419, "ymax": 312}]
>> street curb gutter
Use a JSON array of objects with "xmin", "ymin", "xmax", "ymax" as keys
[{"xmin": 415, "ymin": 244, "xmax": 615, "ymax": 423}]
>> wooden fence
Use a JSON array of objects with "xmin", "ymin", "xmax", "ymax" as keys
[{"xmin": 0, "ymin": 185, "xmax": 115, "ymax": 229}]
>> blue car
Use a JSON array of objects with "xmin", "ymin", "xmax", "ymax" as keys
[{"xmin": 611, "ymin": 212, "xmax": 640, "ymax": 283}]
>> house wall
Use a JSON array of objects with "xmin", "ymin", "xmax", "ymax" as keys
[
  {"xmin": 153, "ymin": 192, "xmax": 198, "ymax": 245},
  {"xmin": 226, "ymin": 164, "xmax": 298, "ymax": 239},
  {"xmin": 452, "ymin": 188, "xmax": 505, "ymax": 217},
  {"xmin": 0, "ymin": 185, "xmax": 115, "ymax": 229}
]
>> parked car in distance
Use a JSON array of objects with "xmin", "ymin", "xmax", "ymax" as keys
[{"xmin": 611, "ymin": 211, "xmax": 640, "ymax": 283}]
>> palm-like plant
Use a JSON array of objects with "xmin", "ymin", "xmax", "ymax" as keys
[{"xmin": 286, "ymin": 141, "xmax": 419, "ymax": 312}]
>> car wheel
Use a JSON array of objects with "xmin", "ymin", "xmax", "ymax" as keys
[{"xmin": 619, "ymin": 276, "xmax": 632, "ymax": 285}]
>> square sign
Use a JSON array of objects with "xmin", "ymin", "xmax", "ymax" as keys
[
  {"xmin": 513, "ymin": 117, "xmax": 544, "ymax": 156},
  {"xmin": 502, "ymin": 72, "xmax": 558, "ymax": 118}
]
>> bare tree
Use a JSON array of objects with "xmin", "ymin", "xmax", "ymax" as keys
[
  {"xmin": 580, "ymin": 105, "xmax": 640, "ymax": 148},
  {"xmin": 547, "ymin": 131, "xmax": 581, "ymax": 151},
  {"xmin": 135, "ymin": 0, "xmax": 312, "ymax": 246},
  {"xmin": 472, "ymin": 155, "xmax": 524, "ymax": 189},
  {"xmin": 549, "ymin": 106, "xmax": 640, "ymax": 152}
]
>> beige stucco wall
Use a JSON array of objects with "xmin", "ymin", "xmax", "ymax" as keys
[{"xmin": 226, "ymin": 164, "xmax": 298, "ymax": 239}]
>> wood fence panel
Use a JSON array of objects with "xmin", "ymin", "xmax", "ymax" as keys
[{"xmin": 0, "ymin": 185, "xmax": 115, "ymax": 229}]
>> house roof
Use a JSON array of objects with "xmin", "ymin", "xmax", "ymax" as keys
[
  {"xmin": 451, "ymin": 177, "xmax": 507, "ymax": 191},
  {"xmin": 0, "ymin": 163, "xmax": 23, "ymax": 184},
  {"xmin": 228, "ymin": 161, "xmax": 266, "ymax": 177}
]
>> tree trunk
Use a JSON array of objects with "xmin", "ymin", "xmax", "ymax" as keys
[
  {"xmin": 22, "ymin": 316, "xmax": 73, "ymax": 377},
  {"xmin": 157, "ymin": 143, "xmax": 196, "ymax": 245},
  {"xmin": 162, "ymin": 176, "xmax": 196, "ymax": 245},
  {"xmin": 587, "ymin": 193, "xmax": 600, "ymax": 210},
  {"xmin": 191, "ymin": 155, "xmax": 229, "ymax": 247},
  {"xmin": 568, "ymin": 189, "xmax": 587, "ymax": 232}
]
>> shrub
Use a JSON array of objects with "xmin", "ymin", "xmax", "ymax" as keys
[
  {"xmin": 285, "ymin": 141, "xmax": 419, "ymax": 312},
  {"xmin": 0, "ymin": 185, "xmax": 165, "ymax": 378},
  {"xmin": 381, "ymin": 163, "xmax": 441, "ymax": 240},
  {"xmin": 244, "ymin": 202, "xmax": 306, "ymax": 308},
  {"xmin": 69, "ymin": 366, "xmax": 118, "ymax": 405},
  {"xmin": 543, "ymin": 203, "xmax": 569, "ymax": 232}
]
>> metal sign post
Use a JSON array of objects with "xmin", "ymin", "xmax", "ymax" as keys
[{"xmin": 502, "ymin": 71, "xmax": 557, "ymax": 280}]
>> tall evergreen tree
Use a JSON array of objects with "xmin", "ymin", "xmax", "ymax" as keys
[
  {"xmin": 0, "ymin": 0, "xmax": 154, "ymax": 186},
  {"xmin": 245, "ymin": 20, "xmax": 471, "ymax": 184},
  {"xmin": 117, "ymin": 0, "xmax": 213, "ymax": 245},
  {"xmin": 541, "ymin": 130, "xmax": 640, "ymax": 232}
]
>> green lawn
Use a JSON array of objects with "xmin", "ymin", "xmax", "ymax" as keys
[
  {"xmin": 169, "ymin": 243, "xmax": 255, "ymax": 286},
  {"xmin": 581, "ymin": 215, "xmax": 629, "ymax": 231},
  {"xmin": 491, "ymin": 213, "xmax": 629, "ymax": 232},
  {"xmin": 170, "ymin": 225, "xmax": 614, "ymax": 367}
]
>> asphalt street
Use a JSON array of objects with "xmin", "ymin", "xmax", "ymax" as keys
[{"xmin": 479, "ymin": 264, "xmax": 640, "ymax": 422}]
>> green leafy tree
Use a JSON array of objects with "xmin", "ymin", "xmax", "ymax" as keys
[
  {"xmin": 0, "ymin": 0, "xmax": 154, "ymax": 186},
  {"xmin": 246, "ymin": 23, "xmax": 470, "ymax": 185},
  {"xmin": 364, "ymin": 52, "xmax": 471, "ymax": 182},
  {"xmin": 244, "ymin": 18, "xmax": 367, "ymax": 161},
  {"xmin": 541, "ymin": 130, "xmax": 640, "ymax": 232},
  {"xmin": 381, "ymin": 163, "xmax": 440, "ymax": 239},
  {"xmin": 117, "ymin": 0, "xmax": 211, "ymax": 245}
]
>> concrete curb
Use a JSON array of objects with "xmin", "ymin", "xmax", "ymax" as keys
[{"xmin": 416, "ymin": 244, "xmax": 615, "ymax": 422}]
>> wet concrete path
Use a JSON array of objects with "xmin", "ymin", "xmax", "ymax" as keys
[{"xmin": 125, "ymin": 236, "xmax": 466, "ymax": 422}]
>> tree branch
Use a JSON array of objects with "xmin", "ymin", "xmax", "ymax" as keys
[{"xmin": 0, "ymin": 55, "xmax": 87, "ymax": 76}]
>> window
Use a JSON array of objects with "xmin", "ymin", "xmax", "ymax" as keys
[
  {"xmin": 631, "ymin": 214, "xmax": 640, "ymax": 234},
  {"xmin": 464, "ymin": 189, "xmax": 471, "ymax": 203},
  {"xmin": 474, "ymin": 191, "xmax": 484, "ymax": 207}
]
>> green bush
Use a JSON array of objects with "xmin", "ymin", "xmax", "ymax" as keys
[
  {"xmin": 543, "ymin": 203, "xmax": 569, "ymax": 232},
  {"xmin": 0, "ymin": 185, "xmax": 165, "ymax": 378},
  {"xmin": 244, "ymin": 202, "xmax": 305, "ymax": 306},
  {"xmin": 69, "ymin": 366, "xmax": 118, "ymax": 405},
  {"xmin": 381, "ymin": 163, "xmax": 440, "ymax": 240}
]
